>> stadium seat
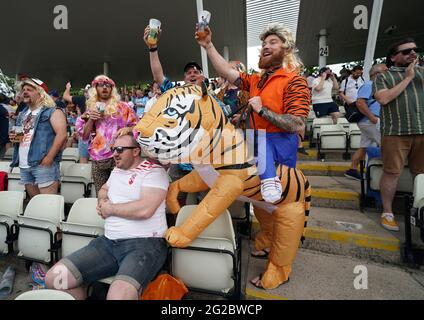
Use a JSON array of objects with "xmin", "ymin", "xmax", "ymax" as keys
[
  {"xmin": 0, "ymin": 191, "xmax": 24, "ymax": 254},
  {"xmin": 15, "ymin": 289, "xmax": 75, "ymax": 300},
  {"xmin": 339, "ymin": 106, "xmax": 346, "ymax": 115},
  {"xmin": 3, "ymin": 148, "xmax": 13, "ymax": 161},
  {"xmin": 61, "ymin": 148, "xmax": 79, "ymax": 163},
  {"xmin": 60, "ymin": 161, "xmax": 75, "ymax": 177},
  {"xmin": 311, "ymin": 118, "xmax": 334, "ymax": 141},
  {"xmin": 413, "ymin": 175, "xmax": 424, "ymax": 210},
  {"xmin": 367, "ymin": 158, "xmax": 414, "ymax": 193},
  {"xmin": 337, "ymin": 117, "xmax": 351, "ymax": 131},
  {"xmin": 171, "ymin": 205, "xmax": 241, "ymax": 299},
  {"xmin": 60, "ymin": 163, "xmax": 93, "ymax": 204},
  {"xmin": 61, "ymin": 198, "xmax": 104, "ymax": 257},
  {"xmin": 306, "ymin": 110, "xmax": 316, "ymax": 133},
  {"xmin": 317, "ymin": 124, "xmax": 348, "ymax": 160},
  {"xmin": 16, "ymin": 194, "xmax": 64, "ymax": 264},
  {"xmin": 0, "ymin": 161, "xmax": 11, "ymax": 173},
  {"xmin": 7, "ymin": 167, "xmax": 26, "ymax": 194},
  {"xmin": 348, "ymin": 123, "xmax": 362, "ymax": 150}
]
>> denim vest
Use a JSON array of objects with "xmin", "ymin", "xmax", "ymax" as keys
[{"xmin": 11, "ymin": 106, "xmax": 63, "ymax": 167}]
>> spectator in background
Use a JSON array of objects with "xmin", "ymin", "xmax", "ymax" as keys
[
  {"xmin": 339, "ymin": 65, "xmax": 365, "ymax": 114},
  {"xmin": 344, "ymin": 64, "xmax": 388, "ymax": 181},
  {"xmin": 9, "ymin": 78, "xmax": 68, "ymax": 198},
  {"xmin": 0, "ymin": 99, "xmax": 9, "ymax": 160},
  {"xmin": 132, "ymin": 89, "xmax": 148, "ymax": 118},
  {"xmin": 312, "ymin": 67, "xmax": 341, "ymax": 124},
  {"xmin": 374, "ymin": 38, "xmax": 424, "ymax": 231},
  {"xmin": 63, "ymin": 82, "xmax": 90, "ymax": 163},
  {"xmin": 75, "ymin": 75, "xmax": 137, "ymax": 194},
  {"xmin": 49, "ymin": 90, "xmax": 67, "ymax": 109}
]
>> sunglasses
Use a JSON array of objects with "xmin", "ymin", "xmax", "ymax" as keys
[
  {"xmin": 96, "ymin": 82, "xmax": 113, "ymax": 88},
  {"xmin": 112, "ymin": 146, "xmax": 139, "ymax": 154},
  {"xmin": 396, "ymin": 47, "xmax": 420, "ymax": 55}
]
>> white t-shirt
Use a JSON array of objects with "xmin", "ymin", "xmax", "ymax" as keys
[
  {"xmin": 19, "ymin": 108, "xmax": 42, "ymax": 168},
  {"xmin": 105, "ymin": 160, "xmax": 169, "ymax": 240},
  {"xmin": 339, "ymin": 76, "xmax": 365, "ymax": 103},
  {"xmin": 312, "ymin": 78, "xmax": 334, "ymax": 104},
  {"xmin": 307, "ymin": 76, "xmax": 316, "ymax": 89}
]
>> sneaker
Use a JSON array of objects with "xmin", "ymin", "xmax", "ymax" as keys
[
  {"xmin": 297, "ymin": 147, "xmax": 309, "ymax": 156},
  {"xmin": 261, "ymin": 177, "xmax": 282, "ymax": 203},
  {"xmin": 381, "ymin": 213, "xmax": 400, "ymax": 231},
  {"xmin": 344, "ymin": 169, "xmax": 361, "ymax": 181}
]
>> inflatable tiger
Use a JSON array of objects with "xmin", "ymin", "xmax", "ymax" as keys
[{"xmin": 134, "ymin": 84, "xmax": 311, "ymax": 290}]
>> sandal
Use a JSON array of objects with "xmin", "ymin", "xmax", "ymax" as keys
[
  {"xmin": 249, "ymin": 273, "xmax": 290, "ymax": 290},
  {"xmin": 250, "ymin": 249, "xmax": 270, "ymax": 259}
]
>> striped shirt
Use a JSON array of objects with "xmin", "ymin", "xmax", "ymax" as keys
[{"xmin": 373, "ymin": 66, "xmax": 424, "ymax": 136}]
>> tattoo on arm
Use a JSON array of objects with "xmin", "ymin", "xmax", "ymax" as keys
[{"xmin": 260, "ymin": 107, "xmax": 306, "ymax": 133}]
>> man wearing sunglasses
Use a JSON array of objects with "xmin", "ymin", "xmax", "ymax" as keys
[
  {"xmin": 374, "ymin": 38, "xmax": 424, "ymax": 231},
  {"xmin": 45, "ymin": 131, "xmax": 169, "ymax": 300}
]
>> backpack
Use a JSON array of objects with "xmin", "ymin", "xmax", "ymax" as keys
[
  {"xmin": 0, "ymin": 171, "xmax": 8, "ymax": 191},
  {"xmin": 343, "ymin": 77, "xmax": 365, "ymax": 123}
]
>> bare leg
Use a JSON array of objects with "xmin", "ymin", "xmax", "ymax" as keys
[
  {"xmin": 25, "ymin": 184, "xmax": 40, "ymax": 199},
  {"xmin": 107, "ymin": 280, "xmax": 138, "ymax": 300},
  {"xmin": 45, "ymin": 262, "xmax": 87, "ymax": 300},
  {"xmin": 380, "ymin": 172, "xmax": 401, "ymax": 214},
  {"xmin": 330, "ymin": 112, "xmax": 341, "ymax": 125},
  {"xmin": 39, "ymin": 181, "xmax": 60, "ymax": 195},
  {"xmin": 350, "ymin": 148, "xmax": 366, "ymax": 170}
]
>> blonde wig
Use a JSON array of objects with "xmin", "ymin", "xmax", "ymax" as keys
[
  {"xmin": 260, "ymin": 23, "xmax": 303, "ymax": 73},
  {"xmin": 86, "ymin": 75, "xmax": 121, "ymax": 116},
  {"xmin": 19, "ymin": 79, "xmax": 56, "ymax": 108}
]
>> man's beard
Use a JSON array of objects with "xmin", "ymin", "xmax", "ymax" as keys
[{"xmin": 258, "ymin": 51, "xmax": 284, "ymax": 70}]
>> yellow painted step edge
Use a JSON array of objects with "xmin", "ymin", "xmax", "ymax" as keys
[
  {"xmin": 251, "ymin": 220, "xmax": 400, "ymax": 252},
  {"xmin": 297, "ymin": 164, "xmax": 351, "ymax": 172},
  {"xmin": 312, "ymin": 189, "xmax": 360, "ymax": 201},
  {"xmin": 245, "ymin": 288, "xmax": 289, "ymax": 300}
]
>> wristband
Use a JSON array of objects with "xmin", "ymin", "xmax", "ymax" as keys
[{"xmin": 149, "ymin": 47, "xmax": 158, "ymax": 52}]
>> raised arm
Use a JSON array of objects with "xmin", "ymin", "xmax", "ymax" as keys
[
  {"xmin": 374, "ymin": 60, "xmax": 417, "ymax": 106},
  {"xmin": 63, "ymin": 82, "xmax": 73, "ymax": 103},
  {"xmin": 195, "ymin": 26, "xmax": 240, "ymax": 85},
  {"xmin": 144, "ymin": 26, "xmax": 165, "ymax": 86}
]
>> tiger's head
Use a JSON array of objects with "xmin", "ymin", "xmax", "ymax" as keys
[{"xmin": 133, "ymin": 84, "xmax": 228, "ymax": 164}]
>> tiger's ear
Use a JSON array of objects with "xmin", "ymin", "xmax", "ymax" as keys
[{"xmin": 201, "ymin": 81, "xmax": 208, "ymax": 99}]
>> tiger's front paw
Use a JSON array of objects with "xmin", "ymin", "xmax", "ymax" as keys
[
  {"xmin": 166, "ymin": 184, "xmax": 181, "ymax": 215},
  {"xmin": 165, "ymin": 227, "xmax": 192, "ymax": 248}
]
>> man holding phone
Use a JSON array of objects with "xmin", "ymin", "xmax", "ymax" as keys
[{"xmin": 373, "ymin": 39, "xmax": 424, "ymax": 231}]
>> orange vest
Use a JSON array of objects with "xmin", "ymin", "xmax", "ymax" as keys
[{"xmin": 248, "ymin": 69, "xmax": 298, "ymax": 133}]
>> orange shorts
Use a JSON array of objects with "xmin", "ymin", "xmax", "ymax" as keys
[{"xmin": 381, "ymin": 135, "xmax": 424, "ymax": 175}]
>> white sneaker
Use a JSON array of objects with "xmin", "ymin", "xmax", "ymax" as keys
[{"xmin": 261, "ymin": 177, "xmax": 282, "ymax": 203}]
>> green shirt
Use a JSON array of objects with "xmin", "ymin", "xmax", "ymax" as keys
[{"xmin": 373, "ymin": 66, "xmax": 424, "ymax": 136}]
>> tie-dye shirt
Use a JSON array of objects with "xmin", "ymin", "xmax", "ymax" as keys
[{"xmin": 76, "ymin": 101, "xmax": 137, "ymax": 161}]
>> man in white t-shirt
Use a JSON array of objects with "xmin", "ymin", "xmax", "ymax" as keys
[
  {"xmin": 339, "ymin": 65, "xmax": 365, "ymax": 107},
  {"xmin": 312, "ymin": 67, "xmax": 341, "ymax": 124},
  {"xmin": 45, "ymin": 132, "xmax": 169, "ymax": 300}
]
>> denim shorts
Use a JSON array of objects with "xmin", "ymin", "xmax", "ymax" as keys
[
  {"xmin": 20, "ymin": 162, "xmax": 60, "ymax": 188},
  {"xmin": 61, "ymin": 236, "xmax": 168, "ymax": 292},
  {"xmin": 78, "ymin": 138, "xmax": 89, "ymax": 159}
]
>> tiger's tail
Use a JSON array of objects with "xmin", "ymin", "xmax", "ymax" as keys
[{"xmin": 301, "ymin": 176, "xmax": 312, "ymax": 243}]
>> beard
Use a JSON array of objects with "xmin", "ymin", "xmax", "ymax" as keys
[{"xmin": 258, "ymin": 50, "xmax": 284, "ymax": 70}]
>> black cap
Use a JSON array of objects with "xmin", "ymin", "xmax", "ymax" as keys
[{"xmin": 184, "ymin": 62, "xmax": 203, "ymax": 73}]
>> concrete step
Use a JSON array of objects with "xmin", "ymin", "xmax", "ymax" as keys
[
  {"xmin": 251, "ymin": 206, "xmax": 401, "ymax": 265},
  {"xmin": 245, "ymin": 248, "xmax": 424, "ymax": 300},
  {"xmin": 298, "ymin": 161, "xmax": 352, "ymax": 177},
  {"xmin": 306, "ymin": 175, "xmax": 361, "ymax": 210}
]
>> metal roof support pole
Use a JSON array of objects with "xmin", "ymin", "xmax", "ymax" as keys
[
  {"xmin": 223, "ymin": 46, "xmax": 230, "ymax": 62},
  {"xmin": 318, "ymin": 29, "xmax": 327, "ymax": 69},
  {"xmin": 103, "ymin": 62, "xmax": 110, "ymax": 77},
  {"xmin": 196, "ymin": 0, "xmax": 209, "ymax": 78},
  {"xmin": 363, "ymin": 0, "xmax": 384, "ymax": 81}
]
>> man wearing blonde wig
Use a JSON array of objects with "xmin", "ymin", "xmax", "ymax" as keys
[
  {"xmin": 75, "ymin": 75, "xmax": 137, "ymax": 194},
  {"xmin": 9, "ymin": 78, "xmax": 67, "ymax": 198},
  {"xmin": 196, "ymin": 23, "xmax": 310, "ymax": 289}
]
